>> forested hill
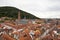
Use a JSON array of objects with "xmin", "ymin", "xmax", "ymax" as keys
[{"xmin": 0, "ymin": 6, "xmax": 39, "ymax": 19}]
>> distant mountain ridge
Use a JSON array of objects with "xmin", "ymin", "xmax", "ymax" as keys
[{"xmin": 0, "ymin": 6, "xmax": 39, "ymax": 19}]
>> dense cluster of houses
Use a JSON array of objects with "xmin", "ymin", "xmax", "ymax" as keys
[{"xmin": 0, "ymin": 19, "xmax": 60, "ymax": 40}]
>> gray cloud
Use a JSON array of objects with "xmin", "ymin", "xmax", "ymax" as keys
[
  {"xmin": 46, "ymin": 0, "xmax": 60, "ymax": 11},
  {"xmin": 50, "ymin": 0, "xmax": 60, "ymax": 2},
  {"xmin": 48, "ymin": 6, "xmax": 60, "ymax": 11}
]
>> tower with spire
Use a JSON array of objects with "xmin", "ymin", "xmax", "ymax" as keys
[{"xmin": 17, "ymin": 11, "xmax": 21, "ymax": 24}]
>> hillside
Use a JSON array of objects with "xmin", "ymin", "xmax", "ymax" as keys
[{"xmin": 0, "ymin": 6, "xmax": 39, "ymax": 19}]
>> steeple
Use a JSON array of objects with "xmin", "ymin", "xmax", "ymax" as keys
[
  {"xmin": 17, "ymin": 11, "xmax": 21, "ymax": 24},
  {"xmin": 18, "ymin": 11, "xmax": 21, "ymax": 22}
]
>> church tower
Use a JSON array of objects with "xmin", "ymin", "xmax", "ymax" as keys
[{"xmin": 17, "ymin": 11, "xmax": 21, "ymax": 24}]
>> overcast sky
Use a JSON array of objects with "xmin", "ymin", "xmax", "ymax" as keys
[{"xmin": 0, "ymin": 0, "xmax": 60, "ymax": 18}]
